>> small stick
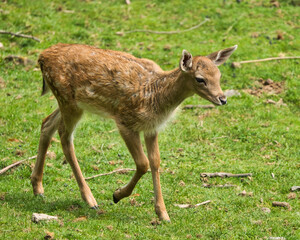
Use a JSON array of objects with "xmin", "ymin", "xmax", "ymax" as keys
[
  {"xmin": 194, "ymin": 200, "xmax": 211, "ymax": 207},
  {"xmin": 85, "ymin": 168, "xmax": 136, "ymax": 180},
  {"xmin": 121, "ymin": 18, "xmax": 209, "ymax": 35},
  {"xmin": 183, "ymin": 104, "xmax": 215, "ymax": 109},
  {"xmin": 232, "ymin": 56, "xmax": 300, "ymax": 68},
  {"xmin": 202, "ymin": 183, "xmax": 237, "ymax": 188},
  {"xmin": 272, "ymin": 201, "xmax": 292, "ymax": 210},
  {"xmin": 0, "ymin": 155, "xmax": 37, "ymax": 175},
  {"xmin": 0, "ymin": 30, "xmax": 41, "ymax": 42},
  {"xmin": 200, "ymin": 172, "xmax": 252, "ymax": 178},
  {"xmin": 174, "ymin": 200, "xmax": 211, "ymax": 209}
]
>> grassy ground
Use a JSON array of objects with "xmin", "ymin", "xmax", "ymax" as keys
[{"xmin": 0, "ymin": 0, "xmax": 299, "ymax": 239}]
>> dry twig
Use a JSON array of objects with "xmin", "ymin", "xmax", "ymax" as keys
[
  {"xmin": 85, "ymin": 168, "xmax": 136, "ymax": 180},
  {"xmin": 202, "ymin": 183, "xmax": 237, "ymax": 188},
  {"xmin": 174, "ymin": 200, "xmax": 211, "ymax": 208},
  {"xmin": 0, "ymin": 155, "xmax": 38, "ymax": 175},
  {"xmin": 200, "ymin": 172, "xmax": 252, "ymax": 178},
  {"xmin": 232, "ymin": 56, "xmax": 300, "ymax": 68},
  {"xmin": 0, "ymin": 30, "xmax": 41, "ymax": 42},
  {"xmin": 183, "ymin": 104, "xmax": 215, "ymax": 109},
  {"xmin": 120, "ymin": 18, "xmax": 209, "ymax": 35}
]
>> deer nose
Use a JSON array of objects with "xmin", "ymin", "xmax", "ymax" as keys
[{"xmin": 219, "ymin": 96, "xmax": 227, "ymax": 105}]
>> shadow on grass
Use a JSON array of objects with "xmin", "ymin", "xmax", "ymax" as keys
[{"xmin": 2, "ymin": 190, "xmax": 152, "ymax": 222}]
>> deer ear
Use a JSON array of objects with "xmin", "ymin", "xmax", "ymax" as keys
[
  {"xmin": 180, "ymin": 50, "xmax": 193, "ymax": 72},
  {"xmin": 207, "ymin": 45, "xmax": 238, "ymax": 66}
]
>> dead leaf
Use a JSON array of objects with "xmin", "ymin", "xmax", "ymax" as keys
[
  {"xmin": 51, "ymin": 137, "xmax": 60, "ymax": 143},
  {"xmin": 106, "ymin": 225, "xmax": 113, "ymax": 231},
  {"xmin": 47, "ymin": 151, "xmax": 56, "ymax": 160},
  {"xmin": 73, "ymin": 216, "xmax": 87, "ymax": 222},
  {"xmin": 287, "ymin": 192, "xmax": 296, "ymax": 199},
  {"xmin": 108, "ymin": 160, "xmax": 123, "ymax": 165},
  {"xmin": 0, "ymin": 192, "xmax": 6, "ymax": 200},
  {"xmin": 179, "ymin": 180, "xmax": 185, "ymax": 186},
  {"xmin": 44, "ymin": 231, "xmax": 54, "ymax": 239},
  {"xmin": 150, "ymin": 219, "xmax": 161, "ymax": 225},
  {"xmin": 107, "ymin": 143, "xmax": 116, "ymax": 149},
  {"xmin": 8, "ymin": 138, "xmax": 21, "ymax": 143},
  {"xmin": 251, "ymin": 32, "xmax": 259, "ymax": 38},
  {"xmin": 252, "ymin": 220, "xmax": 263, "ymax": 225},
  {"xmin": 129, "ymin": 198, "xmax": 137, "ymax": 206},
  {"xmin": 261, "ymin": 207, "xmax": 271, "ymax": 213},
  {"xmin": 92, "ymin": 165, "xmax": 99, "ymax": 171},
  {"xmin": 163, "ymin": 44, "xmax": 171, "ymax": 51},
  {"xmin": 116, "ymin": 31, "xmax": 124, "ymax": 36},
  {"xmin": 270, "ymin": 0, "xmax": 280, "ymax": 8},
  {"xmin": 15, "ymin": 95, "xmax": 23, "ymax": 100},
  {"xmin": 238, "ymin": 190, "xmax": 253, "ymax": 197},
  {"xmin": 0, "ymin": 42, "xmax": 3, "ymax": 48},
  {"xmin": 15, "ymin": 149, "xmax": 25, "ymax": 156},
  {"xmin": 44, "ymin": 233, "xmax": 54, "ymax": 240},
  {"xmin": 97, "ymin": 209, "xmax": 106, "ymax": 215},
  {"xmin": 0, "ymin": 77, "xmax": 5, "ymax": 88},
  {"xmin": 277, "ymin": 31, "xmax": 284, "ymax": 40}
]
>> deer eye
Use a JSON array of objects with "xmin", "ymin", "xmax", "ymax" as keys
[{"xmin": 195, "ymin": 77, "xmax": 206, "ymax": 85}]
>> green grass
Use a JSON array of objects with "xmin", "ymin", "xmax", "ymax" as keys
[{"xmin": 0, "ymin": 0, "xmax": 299, "ymax": 239}]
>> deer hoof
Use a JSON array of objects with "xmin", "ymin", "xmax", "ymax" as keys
[
  {"xmin": 91, "ymin": 205, "xmax": 99, "ymax": 210},
  {"xmin": 113, "ymin": 193, "xmax": 120, "ymax": 204}
]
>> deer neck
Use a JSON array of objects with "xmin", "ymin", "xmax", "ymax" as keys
[{"xmin": 144, "ymin": 68, "xmax": 192, "ymax": 114}]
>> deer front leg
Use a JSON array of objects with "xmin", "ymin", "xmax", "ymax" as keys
[
  {"xmin": 113, "ymin": 127, "xmax": 149, "ymax": 203},
  {"xmin": 145, "ymin": 133, "xmax": 170, "ymax": 222}
]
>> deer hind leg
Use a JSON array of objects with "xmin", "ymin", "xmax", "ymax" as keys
[
  {"xmin": 113, "ymin": 126, "xmax": 149, "ymax": 203},
  {"xmin": 58, "ymin": 108, "xmax": 98, "ymax": 208},
  {"xmin": 145, "ymin": 133, "xmax": 170, "ymax": 221},
  {"xmin": 31, "ymin": 108, "xmax": 61, "ymax": 196}
]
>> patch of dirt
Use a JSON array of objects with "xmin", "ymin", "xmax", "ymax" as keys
[{"xmin": 244, "ymin": 78, "xmax": 284, "ymax": 96}]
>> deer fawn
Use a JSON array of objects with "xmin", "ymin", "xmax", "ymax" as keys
[{"xmin": 31, "ymin": 43, "xmax": 237, "ymax": 221}]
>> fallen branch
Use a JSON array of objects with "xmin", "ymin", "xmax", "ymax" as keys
[
  {"xmin": 200, "ymin": 172, "xmax": 252, "ymax": 178},
  {"xmin": 0, "ymin": 155, "xmax": 37, "ymax": 175},
  {"xmin": 272, "ymin": 201, "xmax": 292, "ymax": 210},
  {"xmin": 85, "ymin": 168, "xmax": 136, "ymax": 180},
  {"xmin": 232, "ymin": 56, "xmax": 300, "ymax": 68},
  {"xmin": 0, "ymin": 30, "xmax": 41, "ymax": 42},
  {"xmin": 120, "ymin": 18, "xmax": 209, "ymax": 35},
  {"xmin": 183, "ymin": 104, "xmax": 215, "ymax": 110},
  {"xmin": 202, "ymin": 183, "xmax": 237, "ymax": 188},
  {"xmin": 174, "ymin": 200, "xmax": 211, "ymax": 209}
]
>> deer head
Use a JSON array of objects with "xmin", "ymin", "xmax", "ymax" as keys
[{"xmin": 180, "ymin": 45, "xmax": 238, "ymax": 105}]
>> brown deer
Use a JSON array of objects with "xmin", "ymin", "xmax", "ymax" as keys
[{"xmin": 31, "ymin": 43, "xmax": 237, "ymax": 221}]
